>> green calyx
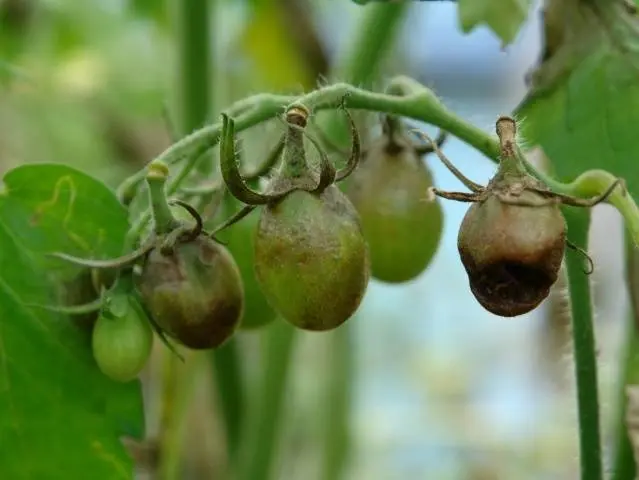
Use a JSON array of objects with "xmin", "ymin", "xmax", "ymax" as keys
[{"xmin": 214, "ymin": 101, "xmax": 362, "ymax": 236}]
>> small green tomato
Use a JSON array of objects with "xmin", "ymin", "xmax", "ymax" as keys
[{"xmin": 92, "ymin": 295, "xmax": 153, "ymax": 382}]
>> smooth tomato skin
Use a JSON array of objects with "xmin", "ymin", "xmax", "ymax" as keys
[
  {"xmin": 92, "ymin": 296, "xmax": 153, "ymax": 382},
  {"xmin": 344, "ymin": 137, "xmax": 444, "ymax": 283}
]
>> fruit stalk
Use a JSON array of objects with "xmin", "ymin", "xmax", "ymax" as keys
[
  {"xmin": 146, "ymin": 162, "xmax": 180, "ymax": 235},
  {"xmin": 280, "ymin": 105, "xmax": 309, "ymax": 177},
  {"xmin": 494, "ymin": 116, "xmax": 527, "ymax": 177},
  {"xmin": 610, "ymin": 233, "xmax": 639, "ymax": 480}
]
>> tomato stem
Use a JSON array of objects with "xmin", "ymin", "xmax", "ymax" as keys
[
  {"xmin": 563, "ymin": 207, "xmax": 603, "ymax": 480},
  {"xmin": 146, "ymin": 161, "xmax": 180, "ymax": 235}
]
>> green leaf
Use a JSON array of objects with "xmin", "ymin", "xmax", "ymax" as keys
[
  {"xmin": 0, "ymin": 164, "xmax": 143, "ymax": 479},
  {"xmin": 0, "ymin": 163, "xmax": 130, "ymax": 279},
  {"xmin": 516, "ymin": 2, "xmax": 639, "ymax": 196},
  {"xmin": 457, "ymin": 0, "xmax": 531, "ymax": 46}
]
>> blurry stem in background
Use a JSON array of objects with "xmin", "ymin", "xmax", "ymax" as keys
[
  {"xmin": 321, "ymin": 326, "xmax": 355, "ymax": 480},
  {"xmin": 174, "ymin": 0, "xmax": 213, "ymax": 176},
  {"xmin": 316, "ymin": 4, "xmax": 409, "ymax": 480},
  {"xmin": 562, "ymin": 207, "xmax": 602, "ymax": 480},
  {"xmin": 610, "ymin": 234, "xmax": 639, "ymax": 480},
  {"xmin": 157, "ymin": 351, "xmax": 203, "ymax": 480},
  {"xmin": 157, "ymin": 1, "xmax": 217, "ymax": 479},
  {"xmin": 237, "ymin": 322, "xmax": 296, "ymax": 480},
  {"xmin": 210, "ymin": 339, "xmax": 244, "ymax": 464},
  {"xmin": 323, "ymin": 2, "xmax": 408, "ymax": 147}
]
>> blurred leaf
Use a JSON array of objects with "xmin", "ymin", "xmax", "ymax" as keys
[
  {"xmin": 127, "ymin": 0, "xmax": 168, "ymax": 29},
  {"xmin": 45, "ymin": 7, "xmax": 86, "ymax": 56},
  {"xmin": 516, "ymin": 1, "xmax": 639, "ymax": 196},
  {"xmin": 457, "ymin": 0, "xmax": 531, "ymax": 46},
  {"xmin": 0, "ymin": 0, "xmax": 35, "ymax": 65},
  {"xmin": 0, "ymin": 164, "xmax": 143, "ymax": 478},
  {"xmin": 234, "ymin": 0, "xmax": 316, "ymax": 91}
]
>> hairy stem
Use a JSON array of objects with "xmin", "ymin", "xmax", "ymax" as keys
[
  {"xmin": 118, "ymin": 79, "xmax": 501, "ymax": 206},
  {"xmin": 539, "ymin": 169, "xmax": 639, "ymax": 246},
  {"xmin": 611, "ymin": 233, "xmax": 639, "ymax": 480},
  {"xmin": 563, "ymin": 206, "xmax": 602, "ymax": 480}
]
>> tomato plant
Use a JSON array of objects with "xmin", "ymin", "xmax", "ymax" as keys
[{"xmin": 2, "ymin": 1, "xmax": 639, "ymax": 479}]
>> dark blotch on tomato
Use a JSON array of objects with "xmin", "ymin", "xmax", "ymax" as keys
[
  {"xmin": 138, "ymin": 235, "xmax": 244, "ymax": 349},
  {"xmin": 254, "ymin": 185, "xmax": 370, "ymax": 331},
  {"xmin": 458, "ymin": 190, "xmax": 566, "ymax": 317}
]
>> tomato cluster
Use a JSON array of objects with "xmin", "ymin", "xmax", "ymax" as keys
[{"xmin": 53, "ymin": 106, "xmax": 616, "ymax": 383}]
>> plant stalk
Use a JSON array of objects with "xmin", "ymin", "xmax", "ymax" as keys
[
  {"xmin": 146, "ymin": 163, "xmax": 179, "ymax": 235},
  {"xmin": 209, "ymin": 339, "xmax": 244, "ymax": 463},
  {"xmin": 175, "ymin": 0, "xmax": 213, "ymax": 175},
  {"xmin": 563, "ymin": 206, "xmax": 602, "ymax": 480},
  {"xmin": 237, "ymin": 321, "xmax": 296, "ymax": 480},
  {"xmin": 611, "ymin": 232, "xmax": 639, "ymax": 480}
]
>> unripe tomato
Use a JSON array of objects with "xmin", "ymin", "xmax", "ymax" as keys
[{"xmin": 92, "ymin": 295, "xmax": 153, "ymax": 382}]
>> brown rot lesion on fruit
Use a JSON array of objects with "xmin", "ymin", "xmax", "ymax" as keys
[
  {"xmin": 213, "ymin": 100, "xmax": 370, "ymax": 331},
  {"xmin": 425, "ymin": 115, "xmax": 623, "ymax": 317},
  {"xmin": 46, "ymin": 161, "xmax": 245, "ymax": 352}
]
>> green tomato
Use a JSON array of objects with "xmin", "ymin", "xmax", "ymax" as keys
[
  {"xmin": 92, "ymin": 295, "xmax": 153, "ymax": 382},
  {"xmin": 344, "ymin": 134, "xmax": 444, "ymax": 283},
  {"xmin": 254, "ymin": 185, "xmax": 370, "ymax": 331}
]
